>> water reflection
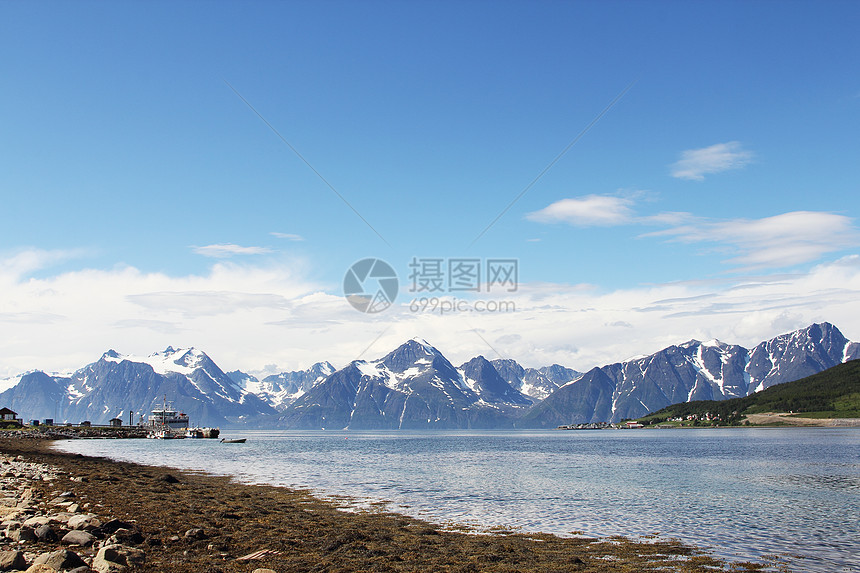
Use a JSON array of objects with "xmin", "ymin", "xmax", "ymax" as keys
[{"xmin": 54, "ymin": 428, "xmax": 859, "ymax": 573}]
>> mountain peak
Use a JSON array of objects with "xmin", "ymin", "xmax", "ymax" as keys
[
  {"xmin": 174, "ymin": 348, "xmax": 209, "ymax": 370},
  {"xmin": 150, "ymin": 345, "xmax": 194, "ymax": 358},
  {"xmin": 312, "ymin": 361, "xmax": 336, "ymax": 376},
  {"xmin": 379, "ymin": 338, "xmax": 443, "ymax": 370},
  {"xmin": 408, "ymin": 337, "xmax": 439, "ymax": 354}
]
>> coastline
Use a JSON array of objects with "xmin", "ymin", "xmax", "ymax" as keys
[
  {"xmin": 0, "ymin": 435, "xmax": 770, "ymax": 573},
  {"xmin": 741, "ymin": 413, "xmax": 860, "ymax": 427}
]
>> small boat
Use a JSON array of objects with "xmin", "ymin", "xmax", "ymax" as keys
[
  {"xmin": 220, "ymin": 438, "xmax": 246, "ymax": 444},
  {"xmin": 185, "ymin": 428, "xmax": 220, "ymax": 439},
  {"xmin": 148, "ymin": 428, "xmax": 185, "ymax": 439}
]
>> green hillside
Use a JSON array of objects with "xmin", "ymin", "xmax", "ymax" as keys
[{"xmin": 639, "ymin": 360, "xmax": 860, "ymax": 426}]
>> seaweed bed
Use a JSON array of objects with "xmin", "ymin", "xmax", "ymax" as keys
[{"xmin": 0, "ymin": 436, "xmax": 772, "ymax": 572}]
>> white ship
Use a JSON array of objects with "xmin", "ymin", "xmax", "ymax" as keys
[
  {"xmin": 143, "ymin": 398, "xmax": 219, "ymax": 439},
  {"xmin": 145, "ymin": 398, "xmax": 188, "ymax": 438}
]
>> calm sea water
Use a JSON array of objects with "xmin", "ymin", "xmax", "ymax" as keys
[{"xmin": 55, "ymin": 428, "xmax": 859, "ymax": 572}]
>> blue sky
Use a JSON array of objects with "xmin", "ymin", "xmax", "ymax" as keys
[{"xmin": 2, "ymin": 1, "xmax": 859, "ymax": 376}]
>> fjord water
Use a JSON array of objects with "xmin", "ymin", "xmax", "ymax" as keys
[{"xmin": 56, "ymin": 429, "xmax": 859, "ymax": 572}]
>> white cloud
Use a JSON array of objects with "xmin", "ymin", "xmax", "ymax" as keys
[
  {"xmin": 270, "ymin": 232, "xmax": 305, "ymax": 241},
  {"xmin": 0, "ymin": 247, "xmax": 91, "ymax": 281},
  {"xmin": 645, "ymin": 211, "xmax": 860, "ymax": 270},
  {"xmin": 525, "ymin": 194, "xmax": 635, "ymax": 226},
  {"xmin": 527, "ymin": 192, "xmax": 858, "ymax": 271},
  {"xmin": 670, "ymin": 141, "xmax": 753, "ymax": 181},
  {"xmin": 1, "ymin": 250, "xmax": 859, "ymax": 380},
  {"xmin": 323, "ymin": 256, "xmax": 860, "ymax": 371},
  {"xmin": 192, "ymin": 244, "xmax": 273, "ymax": 258}
]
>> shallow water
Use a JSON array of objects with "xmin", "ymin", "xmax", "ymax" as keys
[{"xmin": 55, "ymin": 428, "xmax": 860, "ymax": 572}]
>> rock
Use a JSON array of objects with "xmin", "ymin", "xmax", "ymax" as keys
[
  {"xmin": 0, "ymin": 509, "xmax": 25, "ymax": 523},
  {"xmin": 67, "ymin": 514, "xmax": 101, "ymax": 531},
  {"xmin": 24, "ymin": 565, "xmax": 58, "ymax": 573},
  {"xmin": 0, "ymin": 550, "xmax": 27, "ymax": 571},
  {"xmin": 106, "ymin": 528, "xmax": 143, "ymax": 546},
  {"xmin": 97, "ymin": 519, "xmax": 133, "ymax": 536},
  {"xmin": 11, "ymin": 525, "xmax": 37, "ymax": 543},
  {"xmin": 34, "ymin": 524, "xmax": 58, "ymax": 542},
  {"xmin": 66, "ymin": 567, "xmax": 92, "ymax": 573},
  {"xmin": 33, "ymin": 549, "xmax": 88, "ymax": 571},
  {"xmin": 22, "ymin": 516, "xmax": 50, "ymax": 528},
  {"xmin": 158, "ymin": 474, "xmax": 179, "ymax": 484},
  {"xmin": 92, "ymin": 544, "xmax": 144, "ymax": 573},
  {"xmin": 183, "ymin": 528, "xmax": 206, "ymax": 540},
  {"xmin": 61, "ymin": 530, "xmax": 96, "ymax": 547},
  {"xmin": 48, "ymin": 512, "xmax": 74, "ymax": 525}
]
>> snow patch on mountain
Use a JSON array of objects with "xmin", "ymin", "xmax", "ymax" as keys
[
  {"xmin": 0, "ymin": 375, "xmax": 24, "ymax": 394},
  {"xmin": 101, "ymin": 346, "xmax": 208, "ymax": 376}
]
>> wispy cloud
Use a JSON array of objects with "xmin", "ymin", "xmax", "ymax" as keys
[
  {"xmin": 670, "ymin": 141, "xmax": 753, "ymax": 181},
  {"xmin": 2, "ymin": 251, "xmax": 860, "ymax": 379},
  {"xmin": 528, "ymin": 190, "xmax": 858, "ymax": 271},
  {"xmin": 270, "ymin": 232, "xmax": 305, "ymax": 241},
  {"xmin": 0, "ymin": 248, "xmax": 91, "ymax": 280},
  {"xmin": 525, "ymin": 194, "xmax": 635, "ymax": 226},
  {"xmin": 192, "ymin": 244, "xmax": 272, "ymax": 258},
  {"xmin": 645, "ymin": 211, "xmax": 860, "ymax": 270},
  {"xmin": 127, "ymin": 291, "xmax": 290, "ymax": 318}
]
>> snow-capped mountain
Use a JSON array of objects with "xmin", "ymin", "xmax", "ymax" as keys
[
  {"xmin": 0, "ymin": 347, "xmax": 278, "ymax": 428},
  {"xmin": 491, "ymin": 359, "xmax": 582, "ymax": 401},
  {"xmin": 746, "ymin": 322, "xmax": 859, "ymax": 392},
  {"xmin": 227, "ymin": 361, "xmax": 335, "ymax": 411},
  {"xmin": 1, "ymin": 323, "xmax": 856, "ymax": 430},
  {"xmin": 278, "ymin": 338, "xmax": 532, "ymax": 429},
  {"xmin": 459, "ymin": 356, "xmax": 534, "ymax": 406},
  {"xmin": 519, "ymin": 322, "xmax": 859, "ymax": 427}
]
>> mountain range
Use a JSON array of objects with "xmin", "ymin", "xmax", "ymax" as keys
[{"xmin": 1, "ymin": 323, "xmax": 856, "ymax": 429}]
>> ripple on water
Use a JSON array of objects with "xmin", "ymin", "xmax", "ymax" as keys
[{"xmin": 53, "ymin": 428, "xmax": 860, "ymax": 573}]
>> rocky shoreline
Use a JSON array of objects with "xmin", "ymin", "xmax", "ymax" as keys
[
  {"xmin": 0, "ymin": 433, "xmax": 770, "ymax": 573},
  {"xmin": 0, "ymin": 448, "xmax": 144, "ymax": 572}
]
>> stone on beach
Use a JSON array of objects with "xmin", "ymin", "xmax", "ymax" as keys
[
  {"xmin": 0, "ymin": 549, "xmax": 27, "ymax": 571},
  {"xmin": 184, "ymin": 527, "xmax": 207, "ymax": 540},
  {"xmin": 92, "ymin": 544, "xmax": 144, "ymax": 573},
  {"xmin": 68, "ymin": 514, "xmax": 101, "ymax": 531},
  {"xmin": 23, "ymin": 516, "xmax": 51, "ymax": 528},
  {"xmin": 33, "ymin": 549, "xmax": 88, "ymax": 571},
  {"xmin": 34, "ymin": 523, "xmax": 58, "ymax": 541},
  {"xmin": 10, "ymin": 524, "xmax": 37, "ymax": 543},
  {"xmin": 62, "ymin": 529, "xmax": 96, "ymax": 547},
  {"xmin": 106, "ymin": 527, "xmax": 144, "ymax": 546},
  {"xmin": 98, "ymin": 519, "xmax": 133, "ymax": 535},
  {"xmin": 24, "ymin": 564, "xmax": 58, "ymax": 573}
]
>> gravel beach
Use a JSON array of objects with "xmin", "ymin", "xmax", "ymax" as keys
[{"xmin": 0, "ymin": 434, "xmax": 767, "ymax": 573}]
